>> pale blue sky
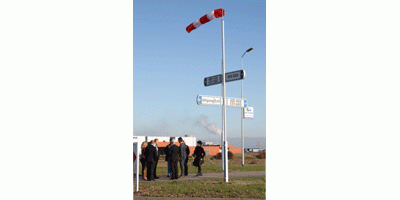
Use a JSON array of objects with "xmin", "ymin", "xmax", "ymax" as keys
[{"xmin": 133, "ymin": 0, "xmax": 266, "ymax": 144}]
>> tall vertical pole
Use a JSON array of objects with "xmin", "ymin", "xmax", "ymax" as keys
[
  {"xmin": 221, "ymin": 59, "xmax": 224, "ymax": 171},
  {"xmin": 241, "ymin": 57, "xmax": 244, "ymax": 166},
  {"xmin": 135, "ymin": 143, "xmax": 139, "ymax": 192},
  {"xmin": 222, "ymin": 19, "xmax": 228, "ymax": 183}
]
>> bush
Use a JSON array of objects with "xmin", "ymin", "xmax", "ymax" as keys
[
  {"xmin": 214, "ymin": 151, "xmax": 233, "ymax": 160},
  {"xmin": 255, "ymin": 150, "xmax": 265, "ymax": 159}
]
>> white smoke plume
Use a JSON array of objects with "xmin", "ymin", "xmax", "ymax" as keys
[{"xmin": 195, "ymin": 115, "xmax": 222, "ymax": 135}]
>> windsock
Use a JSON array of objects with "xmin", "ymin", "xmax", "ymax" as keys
[{"xmin": 186, "ymin": 8, "xmax": 225, "ymax": 33}]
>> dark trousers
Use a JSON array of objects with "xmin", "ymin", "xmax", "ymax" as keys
[
  {"xmin": 179, "ymin": 159, "xmax": 185, "ymax": 176},
  {"xmin": 184, "ymin": 158, "xmax": 189, "ymax": 176},
  {"xmin": 167, "ymin": 157, "xmax": 172, "ymax": 175},
  {"xmin": 198, "ymin": 164, "xmax": 202, "ymax": 173},
  {"xmin": 140, "ymin": 159, "xmax": 146, "ymax": 169},
  {"xmin": 153, "ymin": 156, "xmax": 159, "ymax": 177},
  {"xmin": 146, "ymin": 162, "xmax": 155, "ymax": 180},
  {"xmin": 171, "ymin": 161, "xmax": 179, "ymax": 179},
  {"xmin": 140, "ymin": 160, "xmax": 146, "ymax": 176}
]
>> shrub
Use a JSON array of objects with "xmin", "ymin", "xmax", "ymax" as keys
[
  {"xmin": 214, "ymin": 151, "xmax": 233, "ymax": 160},
  {"xmin": 255, "ymin": 150, "xmax": 265, "ymax": 159},
  {"xmin": 228, "ymin": 151, "xmax": 233, "ymax": 159}
]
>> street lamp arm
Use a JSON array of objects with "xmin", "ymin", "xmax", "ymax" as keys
[{"xmin": 241, "ymin": 47, "xmax": 253, "ymax": 58}]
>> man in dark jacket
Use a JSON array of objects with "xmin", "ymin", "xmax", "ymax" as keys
[
  {"xmin": 153, "ymin": 138, "xmax": 160, "ymax": 179},
  {"xmin": 164, "ymin": 137, "xmax": 174, "ymax": 177},
  {"xmin": 145, "ymin": 140, "xmax": 157, "ymax": 181},
  {"xmin": 169, "ymin": 141, "xmax": 180, "ymax": 180},
  {"xmin": 184, "ymin": 141, "xmax": 190, "ymax": 176},
  {"xmin": 178, "ymin": 137, "xmax": 187, "ymax": 178}
]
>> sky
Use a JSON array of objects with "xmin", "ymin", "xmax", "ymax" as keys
[{"xmin": 133, "ymin": 0, "xmax": 266, "ymax": 146}]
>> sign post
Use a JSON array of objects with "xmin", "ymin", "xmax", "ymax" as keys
[
  {"xmin": 187, "ymin": 8, "xmax": 228, "ymax": 182},
  {"xmin": 221, "ymin": 19, "xmax": 228, "ymax": 183}
]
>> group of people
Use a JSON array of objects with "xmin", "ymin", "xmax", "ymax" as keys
[
  {"xmin": 139, "ymin": 137, "xmax": 205, "ymax": 181},
  {"xmin": 139, "ymin": 138, "xmax": 160, "ymax": 181}
]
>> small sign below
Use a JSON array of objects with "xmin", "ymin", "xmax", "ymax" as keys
[{"xmin": 243, "ymin": 107, "xmax": 254, "ymax": 119}]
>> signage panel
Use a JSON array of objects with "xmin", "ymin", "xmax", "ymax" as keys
[
  {"xmin": 197, "ymin": 95, "xmax": 247, "ymax": 108},
  {"xmin": 204, "ymin": 70, "xmax": 245, "ymax": 87},
  {"xmin": 197, "ymin": 95, "xmax": 223, "ymax": 106},
  {"xmin": 226, "ymin": 98, "xmax": 247, "ymax": 108}
]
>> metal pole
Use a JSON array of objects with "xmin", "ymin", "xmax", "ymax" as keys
[
  {"xmin": 221, "ymin": 59, "xmax": 224, "ymax": 171},
  {"xmin": 241, "ymin": 56, "xmax": 244, "ymax": 166},
  {"xmin": 135, "ymin": 143, "xmax": 139, "ymax": 192},
  {"xmin": 240, "ymin": 47, "xmax": 252, "ymax": 166},
  {"xmin": 222, "ymin": 19, "xmax": 228, "ymax": 183}
]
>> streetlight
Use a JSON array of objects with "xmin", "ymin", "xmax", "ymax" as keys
[{"xmin": 241, "ymin": 47, "xmax": 253, "ymax": 166}]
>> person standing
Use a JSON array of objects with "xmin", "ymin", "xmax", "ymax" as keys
[
  {"xmin": 164, "ymin": 137, "xmax": 174, "ymax": 177},
  {"xmin": 145, "ymin": 140, "xmax": 156, "ymax": 181},
  {"xmin": 140, "ymin": 142, "xmax": 148, "ymax": 180},
  {"xmin": 178, "ymin": 137, "xmax": 187, "ymax": 178},
  {"xmin": 153, "ymin": 138, "xmax": 160, "ymax": 179},
  {"xmin": 193, "ymin": 140, "xmax": 206, "ymax": 176},
  {"xmin": 169, "ymin": 140, "xmax": 180, "ymax": 180},
  {"xmin": 184, "ymin": 141, "xmax": 190, "ymax": 176}
]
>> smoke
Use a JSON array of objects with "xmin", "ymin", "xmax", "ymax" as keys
[{"xmin": 195, "ymin": 115, "xmax": 222, "ymax": 135}]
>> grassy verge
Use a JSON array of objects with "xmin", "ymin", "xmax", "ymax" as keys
[
  {"xmin": 151, "ymin": 165, "xmax": 265, "ymax": 175},
  {"xmin": 137, "ymin": 177, "xmax": 265, "ymax": 199},
  {"xmin": 138, "ymin": 153, "xmax": 265, "ymax": 175}
]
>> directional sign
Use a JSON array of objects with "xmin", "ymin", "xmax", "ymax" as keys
[
  {"xmin": 197, "ymin": 95, "xmax": 247, "ymax": 108},
  {"xmin": 204, "ymin": 70, "xmax": 245, "ymax": 87},
  {"xmin": 226, "ymin": 98, "xmax": 247, "ymax": 108},
  {"xmin": 197, "ymin": 95, "xmax": 223, "ymax": 106}
]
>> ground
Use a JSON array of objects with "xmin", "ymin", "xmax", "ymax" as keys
[{"xmin": 134, "ymin": 152, "xmax": 266, "ymax": 199}]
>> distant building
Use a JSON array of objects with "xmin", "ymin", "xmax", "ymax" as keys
[{"xmin": 244, "ymin": 148, "xmax": 265, "ymax": 153}]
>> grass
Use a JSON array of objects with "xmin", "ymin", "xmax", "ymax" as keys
[
  {"xmin": 138, "ymin": 153, "xmax": 265, "ymax": 175},
  {"xmin": 136, "ymin": 177, "xmax": 265, "ymax": 199},
  {"xmin": 152, "ymin": 165, "xmax": 265, "ymax": 175}
]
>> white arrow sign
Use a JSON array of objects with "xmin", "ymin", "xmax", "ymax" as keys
[
  {"xmin": 197, "ymin": 95, "xmax": 223, "ymax": 106},
  {"xmin": 226, "ymin": 97, "xmax": 247, "ymax": 108},
  {"xmin": 197, "ymin": 95, "xmax": 247, "ymax": 108}
]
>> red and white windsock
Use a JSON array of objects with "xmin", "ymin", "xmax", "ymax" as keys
[{"xmin": 186, "ymin": 8, "xmax": 225, "ymax": 33}]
